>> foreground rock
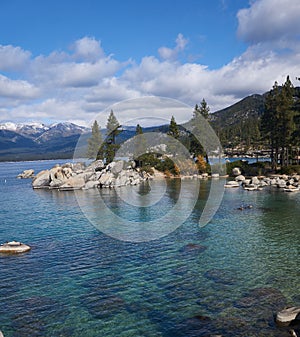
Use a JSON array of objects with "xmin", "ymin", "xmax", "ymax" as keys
[
  {"xmin": 276, "ymin": 307, "xmax": 300, "ymax": 326},
  {"xmin": 0, "ymin": 241, "xmax": 31, "ymax": 254},
  {"xmin": 32, "ymin": 160, "xmax": 150, "ymax": 190}
]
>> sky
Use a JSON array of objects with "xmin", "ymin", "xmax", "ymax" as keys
[{"xmin": 1, "ymin": 0, "xmax": 300, "ymax": 127}]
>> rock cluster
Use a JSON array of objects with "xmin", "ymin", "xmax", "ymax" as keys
[
  {"xmin": 233, "ymin": 174, "xmax": 300, "ymax": 191},
  {"xmin": 224, "ymin": 171, "xmax": 300, "ymax": 192},
  {"xmin": 31, "ymin": 160, "xmax": 150, "ymax": 190}
]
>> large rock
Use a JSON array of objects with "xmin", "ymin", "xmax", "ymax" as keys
[
  {"xmin": 59, "ymin": 176, "xmax": 86, "ymax": 190},
  {"xmin": 232, "ymin": 167, "xmax": 241, "ymax": 176},
  {"xmin": 115, "ymin": 171, "xmax": 129, "ymax": 187},
  {"xmin": 84, "ymin": 180, "xmax": 100, "ymax": 189},
  {"xmin": 251, "ymin": 176, "xmax": 260, "ymax": 185},
  {"xmin": 111, "ymin": 160, "xmax": 124, "ymax": 175},
  {"xmin": 276, "ymin": 307, "xmax": 300, "ymax": 326},
  {"xmin": 49, "ymin": 166, "xmax": 68, "ymax": 187},
  {"xmin": 99, "ymin": 172, "xmax": 114, "ymax": 187},
  {"xmin": 87, "ymin": 160, "xmax": 105, "ymax": 171},
  {"xmin": 235, "ymin": 175, "xmax": 245, "ymax": 182},
  {"xmin": 32, "ymin": 170, "xmax": 50, "ymax": 188}
]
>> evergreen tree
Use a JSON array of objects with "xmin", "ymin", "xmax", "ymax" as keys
[
  {"xmin": 167, "ymin": 116, "xmax": 180, "ymax": 156},
  {"xmin": 167, "ymin": 116, "xmax": 180, "ymax": 139},
  {"xmin": 261, "ymin": 76, "xmax": 295, "ymax": 169},
  {"xmin": 104, "ymin": 110, "xmax": 122, "ymax": 164},
  {"xmin": 192, "ymin": 103, "xmax": 201, "ymax": 119},
  {"xmin": 133, "ymin": 124, "xmax": 147, "ymax": 167},
  {"xmin": 87, "ymin": 120, "xmax": 103, "ymax": 159},
  {"xmin": 199, "ymin": 98, "xmax": 210, "ymax": 119},
  {"xmin": 278, "ymin": 75, "xmax": 294, "ymax": 166},
  {"xmin": 136, "ymin": 123, "xmax": 143, "ymax": 135}
]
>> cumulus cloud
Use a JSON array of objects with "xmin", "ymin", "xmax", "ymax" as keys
[
  {"xmin": 158, "ymin": 33, "xmax": 188, "ymax": 60},
  {"xmin": 72, "ymin": 36, "xmax": 105, "ymax": 62},
  {"xmin": 29, "ymin": 39, "xmax": 122, "ymax": 89},
  {"xmin": 0, "ymin": 45, "xmax": 31, "ymax": 71},
  {"xmin": 237, "ymin": 0, "xmax": 300, "ymax": 45},
  {"xmin": 1, "ymin": 23, "xmax": 300, "ymax": 126},
  {"xmin": 0, "ymin": 74, "xmax": 39, "ymax": 99}
]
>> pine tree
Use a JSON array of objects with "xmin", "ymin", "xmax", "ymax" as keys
[
  {"xmin": 87, "ymin": 120, "xmax": 103, "ymax": 159},
  {"xmin": 104, "ymin": 110, "xmax": 122, "ymax": 164},
  {"xmin": 133, "ymin": 124, "xmax": 147, "ymax": 167},
  {"xmin": 261, "ymin": 76, "xmax": 295, "ymax": 169},
  {"xmin": 278, "ymin": 75, "xmax": 294, "ymax": 166},
  {"xmin": 167, "ymin": 116, "xmax": 180, "ymax": 156},
  {"xmin": 199, "ymin": 98, "xmax": 210, "ymax": 119},
  {"xmin": 168, "ymin": 116, "xmax": 180, "ymax": 139}
]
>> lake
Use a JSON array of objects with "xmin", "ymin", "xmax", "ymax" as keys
[{"xmin": 0, "ymin": 160, "xmax": 299, "ymax": 337}]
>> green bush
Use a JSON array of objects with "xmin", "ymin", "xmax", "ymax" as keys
[
  {"xmin": 226, "ymin": 160, "xmax": 270, "ymax": 176},
  {"xmin": 280, "ymin": 165, "xmax": 300, "ymax": 175}
]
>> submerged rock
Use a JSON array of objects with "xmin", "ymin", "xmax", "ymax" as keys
[
  {"xmin": 179, "ymin": 243, "xmax": 207, "ymax": 254},
  {"xmin": 203, "ymin": 268, "xmax": 236, "ymax": 285}
]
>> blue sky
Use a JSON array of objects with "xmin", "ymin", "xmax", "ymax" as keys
[
  {"xmin": 0, "ymin": 0, "xmax": 247, "ymax": 67},
  {"xmin": 0, "ymin": 0, "xmax": 300, "ymax": 126}
]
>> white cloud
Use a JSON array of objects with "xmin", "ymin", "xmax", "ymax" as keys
[
  {"xmin": 1, "ymin": 24, "xmax": 300, "ymax": 127},
  {"xmin": 0, "ymin": 74, "xmax": 39, "ymax": 99},
  {"xmin": 158, "ymin": 33, "xmax": 188, "ymax": 60},
  {"xmin": 72, "ymin": 36, "xmax": 105, "ymax": 62},
  {"xmin": 29, "ymin": 40, "xmax": 122, "ymax": 89},
  {"xmin": 0, "ymin": 45, "xmax": 31, "ymax": 71},
  {"xmin": 237, "ymin": 0, "xmax": 300, "ymax": 45}
]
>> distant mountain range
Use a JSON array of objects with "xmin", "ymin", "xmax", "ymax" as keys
[
  {"xmin": 3, "ymin": 87, "xmax": 298, "ymax": 161},
  {"xmin": 0, "ymin": 122, "xmax": 90, "ymax": 161}
]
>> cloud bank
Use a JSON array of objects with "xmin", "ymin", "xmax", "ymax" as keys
[{"xmin": 1, "ymin": 0, "xmax": 300, "ymax": 127}]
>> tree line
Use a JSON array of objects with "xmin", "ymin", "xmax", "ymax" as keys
[
  {"xmin": 87, "ymin": 98, "xmax": 212, "ymax": 175},
  {"xmin": 87, "ymin": 77, "xmax": 300, "ymax": 174},
  {"xmin": 261, "ymin": 75, "xmax": 300, "ymax": 169}
]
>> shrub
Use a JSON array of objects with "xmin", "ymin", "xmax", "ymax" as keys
[{"xmin": 280, "ymin": 165, "xmax": 300, "ymax": 175}]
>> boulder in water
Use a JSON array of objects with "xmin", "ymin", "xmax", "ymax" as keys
[
  {"xmin": 276, "ymin": 307, "xmax": 300, "ymax": 326},
  {"xmin": 17, "ymin": 169, "xmax": 34, "ymax": 179},
  {"xmin": 0, "ymin": 241, "xmax": 31, "ymax": 254},
  {"xmin": 32, "ymin": 170, "xmax": 50, "ymax": 188}
]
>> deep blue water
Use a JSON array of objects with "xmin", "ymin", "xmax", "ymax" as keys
[{"xmin": 0, "ymin": 160, "xmax": 299, "ymax": 337}]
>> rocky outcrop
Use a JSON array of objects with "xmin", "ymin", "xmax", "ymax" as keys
[
  {"xmin": 32, "ymin": 160, "xmax": 150, "ymax": 190},
  {"xmin": 32, "ymin": 170, "xmax": 50, "ymax": 188},
  {"xmin": 240, "ymin": 174, "xmax": 300, "ymax": 191},
  {"xmin": 17, "ymin": 169, "xmax": 34, "ymax": 179}
]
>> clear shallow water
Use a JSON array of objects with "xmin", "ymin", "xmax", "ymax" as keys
[{"xmin": 0, "ymin": 160, "xmax": 299, "ymax": 337}]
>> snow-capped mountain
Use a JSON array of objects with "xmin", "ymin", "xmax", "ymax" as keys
[
  {"xmin": 0, "ymin": 122, "xmax": 89, "ymax": 139},
  {"xmin": 0, "ymin": 122, "xmax": 49, "ymax": 138},
  {"xmin": 35, "ymin": 122, "xmax": 90, "ymax": 143},
  {"xmin": 0, "ymin": 121, "xmax": 91, "ymax": 161}
]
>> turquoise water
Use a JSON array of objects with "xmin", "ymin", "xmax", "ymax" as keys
[{"xmin": 0, "ymin": 160, "xmax": 299, "ymax": 337}]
